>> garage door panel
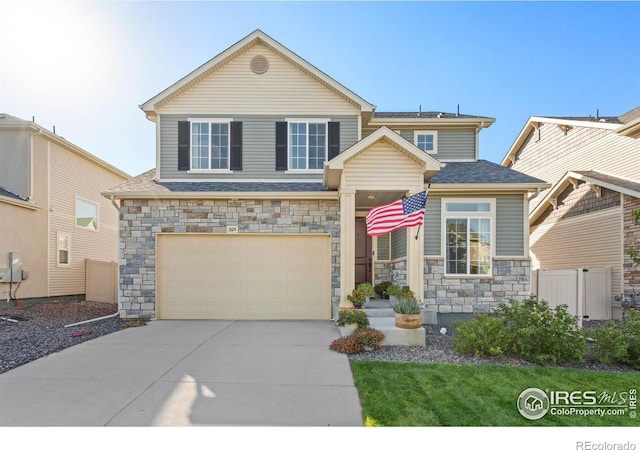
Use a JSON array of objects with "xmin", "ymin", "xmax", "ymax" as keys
[{"xmin": 157, "ymin": 234, "xmax": 330, "ymax": 320}]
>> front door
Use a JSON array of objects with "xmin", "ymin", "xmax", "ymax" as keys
[{"xmin": 355, "ymin": 217, "xmax": 372, "ymax": 285}]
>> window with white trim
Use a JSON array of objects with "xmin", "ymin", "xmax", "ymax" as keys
[
  {"xmin": 57, "ymin": 232, "xmax": 70, "ymax": 266},
  {"xmin": 443, "ymin": 200, "xmax": 493, "ymax": 275},
  {"xmin": 414, "ymin": 131, "xmax": 438, "ymax": 154},
  {"xmin": 191, "ymin": 121, "xmax": 230, "ymax": 170},
  {"xmin": 288, "ymin": 121, "xmax": 327, "ymax": 170},
  {"xmin": 76, "ymin": 198, "xmax": 98, "ymax": 230}
]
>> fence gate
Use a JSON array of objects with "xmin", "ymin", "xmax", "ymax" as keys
[
  {"xmin": 533, "ymin": 267, "xmax": 611, "ymax": 324},
  {"xmin": 85, "ymin": 259, "xmax": 118, "ymax": 304}
]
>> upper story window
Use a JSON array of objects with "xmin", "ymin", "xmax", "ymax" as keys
[
  {"xmin": 414, "ymin": 131, "xmax": 438, "ymax": 154},
  {"xmin": 443, "ymin": 199, "xmax": 494, "ymax": 276},
  {"xmin": 76, "ymin": 198, "xmax": 98, "ymax": 230},
  {"xmin": 288, "ymin": 120, "xmax": 328, "ymax": 171},
  {"xmin": 191, "ymin": 120, "xmax": 230, "ymax": 170}
]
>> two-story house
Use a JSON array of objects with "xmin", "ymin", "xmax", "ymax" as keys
[
  {"xmin": 104, "ymin": 30, "xmax": 547, "ymax": 321},
  {"xmin": 0, "ymin": 114, "xmax": 129, "ymax": 302},
  {"xmin": 501, "ymin": 107, "xmax": 640, "ymax": 317}
]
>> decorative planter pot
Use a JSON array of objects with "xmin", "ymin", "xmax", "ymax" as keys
[
  {"xmin": 338, "ymin": 323, "xmax": 358, "ymax": 336},
  {"xmin": 395, "ymin": 313, "xmax": 422, "ymax": 329}
]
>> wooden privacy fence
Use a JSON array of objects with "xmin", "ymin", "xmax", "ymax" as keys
[
  {"xmin": 85, "ymin": 259, "xmax": 118, "ymax": 304},
  {"xmin": 532, "ymin": 267, "xmax": 612, "ymax": 325}
]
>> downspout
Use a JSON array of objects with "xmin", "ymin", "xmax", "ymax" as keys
[
  {"xmin": 528, "ymin": 187, "xmax": 542, "ymax": 201},
  {"xmin": 110, "ymin": 195, "xmax": 119, "ymax": 210}
]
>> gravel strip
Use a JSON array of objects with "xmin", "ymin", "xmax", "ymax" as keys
[
  {"xmin": 349, "ymin": 324, "xmax": 638, "ymax": 373},
  {"xmin": 0, "ymin": 300, "xmax": 128, "ymax": 375},
  {"xmin": 1, "ymin": 302, "xmax": 635, "ymax": 375}
]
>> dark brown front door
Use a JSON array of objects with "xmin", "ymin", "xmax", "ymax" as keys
[{"xmin": 355, "ymin": 217, "xmax": 372, "ymax": 285}]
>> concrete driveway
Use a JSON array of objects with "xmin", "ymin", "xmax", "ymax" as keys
[{"xmin": 0, "ymin": 320, "xmax": 363, "ymax": 426}]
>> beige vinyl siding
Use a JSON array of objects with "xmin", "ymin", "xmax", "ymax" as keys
[
  {"xmin": 158, "ymin": 44, "xmax": 361, "ymax": 116},
  {"xmin": 511, "ymin": 123, "xmax": 610, "ymax": 175},
  {"xmin": 513, "ymin": 126, "xmax": 640, "ymax": 212},
  {"xmin": 48, "ymin": 140, "xmax": 124, "ymax": 296},
  {"xmin": 530, "ymin": 207, "xmax": 622, "ymax": 299},
  {"xmin": 424, "ymin": 195, "xmax": 441, "ymax": 255},
  {"xmin": 0, "ymin": 142, "xmax": 49, "ymax": 298},
  {"xmin": 159, "ymin": 114, "xmax": 359, "ymax": 180},
  {"xmin": 342, "ymin": 142, "xmax": 424, "ymax": 192},
  {"xmin": 391, "ymin": 228, "xmax": 407, "ymax": 260},
  {"xmin": 496, "ymin": 194, "xmax": 525, "ymax": 256}
]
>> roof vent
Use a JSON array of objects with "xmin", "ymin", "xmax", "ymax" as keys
[{"xmin": 250, "ymin": 55, "xmax": 269, "ymax": 74}]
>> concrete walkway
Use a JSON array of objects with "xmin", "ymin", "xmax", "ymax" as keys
[{"xmin": 0, "ymin": 320, "xmax": 363, "ymax": 426}]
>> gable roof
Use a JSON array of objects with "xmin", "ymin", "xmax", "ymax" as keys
[
  {"xmin": 323, "ymin": 126, "xmax": 443, "ymax": 189},
  {"xmin": 139, "ymin": 30, "xmax": 375, "ymax": 121},
  {"xmin": 530, "ymin": 170, "xmax": 640, "ymax": 224},
  {"xmin": 501, "ymin": 116, "xmax": 621, "ymax": 167},
  {"xmin": 428, "ymin": 160, "xmax": 549, "ymax": 192},
  {"xmin": 501, "ymin": 106, "xmax": 640, "ymax": 168}
]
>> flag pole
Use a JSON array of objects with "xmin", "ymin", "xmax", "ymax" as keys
[{"xmin": 415, "ymin": 224, "xmax": 421, "ymax": 240}]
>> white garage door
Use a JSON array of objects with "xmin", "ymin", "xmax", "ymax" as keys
[{"xmin": 156, "ymin": 234, "xmax": 331, "ymax": 320}]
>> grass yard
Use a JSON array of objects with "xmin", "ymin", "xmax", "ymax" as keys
[{"xmin": 350, "ymin": 361, "xmax": 639, "ymax": 426}]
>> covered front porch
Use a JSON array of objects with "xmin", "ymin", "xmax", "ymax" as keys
[{"xmin": 323, "ymin": 126, "xmax": 442, "ymax": 308}]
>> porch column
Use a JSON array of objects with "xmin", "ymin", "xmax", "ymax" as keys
[
  {"xmin": 407, "ymin": 191, "xmax": 425, "ymax": 301},
  {"xmin": 340, "ymin": 190, "xmax": 356, "ymax": 306}
]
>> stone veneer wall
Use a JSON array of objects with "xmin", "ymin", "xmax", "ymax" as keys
[
  {"xmin": 119, "ymin": 198, "xmax": 340, "ymax": 319},
  {"xmin": 623, "ymin": 195, "xmax": 640, "ymax": 307},
  {"xmin": 423, "ymin": 258, "xmax": 531, "ymax": 314},
  {"xmin": 373, "ymin": 259, "xmax": 406, "ymax": 287}
]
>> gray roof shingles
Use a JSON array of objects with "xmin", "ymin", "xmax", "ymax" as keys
[
  {"xmin": 107, "ymin": 161, "xmax": 545, "ymax": 196},
  {"xmin": 429, "ymin": 160, "xmax": 546, "ymax": 185}
]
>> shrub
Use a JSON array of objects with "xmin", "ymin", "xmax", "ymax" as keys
[
  {"xmin": 387, "ymin": 285, "xmax": 415, "ymax": 300},
  {"xmin": 392, "ymin": 298, "xmax": 421, "ymax": 315},
  {"xmin": 453, "ymin": 296, "xmax": 587, "ymax": 365},
  {"xmin": 374, "ymin": 281, "xmax": 392, "ymax": 298},
  {"xmin": 496, "ymin": 297, "xmax": 587, "ymax": 365},
  {"xmin": 589, "ymin": 325, "xmax": 628, "ymax": 365},
  {"xmin": 336, "ymin": 309, "xmax": 370, "ymax": 328},
  {"xmin": 590, "ymin": 310, "xmax": 640, "ymax": 369},
  {"xmin": 452, "ymin": 314, "xmax": 513, "ymax": 357},
  {"xmin": 329, "ymin": 335, "xmax": 364, "ymax": 354},
  {"xmin": 353, "ymin": 327, "xmax": 385, "ymax": 349},
  {"xmin": 347, "ymin": 289, "xmax": 366, "ymax": 307},
  {"xmin": 356, "ymin": 282, "xmax": 376, "ymax": 298},
  {"xmin": 329, "ymin": 327, "xmax": 386, "ymax": 354}
]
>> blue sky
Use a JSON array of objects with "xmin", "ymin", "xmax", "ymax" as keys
[{"xmin": 1, "ymin": 1, "xmax": 639, "ymax": 177}]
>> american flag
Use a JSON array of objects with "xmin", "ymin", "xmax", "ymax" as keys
[{"xmin": 365, "ymin": 190, "xmax": 428, "ymax": 236}]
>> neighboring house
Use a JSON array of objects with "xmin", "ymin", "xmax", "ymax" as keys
[
  {"xmin": 0, "ymin": 114, "xmax": 130, "ymax": 301},
  {"xmin": 104, "ymin": 30, "xmax": 547, "ymax": 321},
  {"xmin": 501, "ymin": 106, "xmax": 640, "ymax": 316}
]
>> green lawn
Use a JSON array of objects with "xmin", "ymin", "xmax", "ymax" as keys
[{"xmin": 350, "ymin": 361, "xmax": 639, "ymax": 426}]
